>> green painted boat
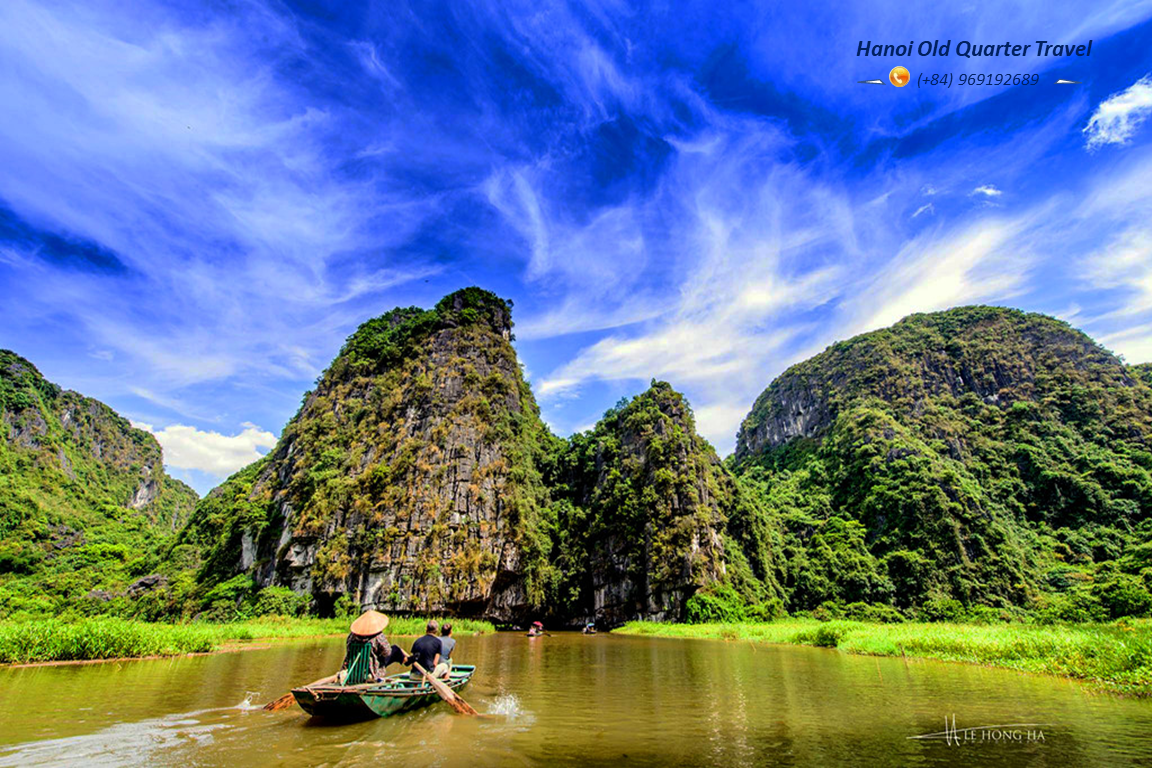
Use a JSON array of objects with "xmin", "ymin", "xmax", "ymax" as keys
[{"xmin": 292, "ymin": 665, "xmax": 476, "ymax": 720}]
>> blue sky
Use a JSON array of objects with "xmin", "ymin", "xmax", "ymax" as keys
[{"xmin": 3, "ymin": 1, "xmax": 1152, "ymax": 495}]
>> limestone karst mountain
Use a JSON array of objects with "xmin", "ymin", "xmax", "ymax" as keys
[{"xmin": 178, "ymin": 289, "xmax": 781, "ymax": 624}]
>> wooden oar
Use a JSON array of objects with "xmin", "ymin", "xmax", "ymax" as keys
[
  {"xmin": 263, "ymin": 673, "xmax": 338, "ymax": 712},
  {"xmin": 412, "ymin": 662, "xmax": 478, "ymax": 716}
]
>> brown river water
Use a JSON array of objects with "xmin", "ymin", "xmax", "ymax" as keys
[{"xmin": 1, "ymin": 632, "xmax": 1150, "ymax": 766}]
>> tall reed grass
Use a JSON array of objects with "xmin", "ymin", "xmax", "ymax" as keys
[
  {"xmin": 615, "ymin": 619, "xmax": 1152, "ymax": 695},
  {"xmin": 0, "ymin": 615, "xmax": 495, "ymax": 664}
]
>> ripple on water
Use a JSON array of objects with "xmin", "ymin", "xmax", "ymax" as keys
[{"xmin": 0, "ymin": 700, "xmax": 266, "ymax": 768}]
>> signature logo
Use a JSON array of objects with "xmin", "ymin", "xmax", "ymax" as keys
[{"xmin": 909, "ymin": 715, "xmax": 1050, "ymax": 746}]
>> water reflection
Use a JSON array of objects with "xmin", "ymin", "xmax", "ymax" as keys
[{"xmin": 0, "ymin": 632, "xmax": 1149, "ymax": 766}]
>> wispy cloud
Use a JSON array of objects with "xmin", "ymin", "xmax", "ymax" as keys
[
  {"xmin": 0, "ymin": 0, "xmax": 442, "ymax": 387},
  {"xmin": 847, "ymin": 218, "xmax": 1034, "ymax": 337},
  {"xmin": 133, "ymin": 420, "xmax": 276, "ymax": 477},
  {"xmin": 1084, "ymin": 74, "xmax": 1152, "ymax": 149},
  {"xmin": 1083, "ymin": 229, "xmax": 1152, "ymax": 317}
]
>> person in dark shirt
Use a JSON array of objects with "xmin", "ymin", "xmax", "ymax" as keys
[
  {"xmin": 405, "ymin": 620, "xmax": 443, "ymax": 682},
  {"xmin": 340, "ymin": 610, "xmax": 408, "ymax": 685}
]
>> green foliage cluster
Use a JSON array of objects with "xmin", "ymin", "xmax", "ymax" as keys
[
  {"xmin": 0, "ymin": 350, "xmax": 198, "ymax": 620},
  {"xmin": 685, "ymin": 583, "xmax": 784, "ymax": 623},
  {"xmin": 733, "ymin": 307, "xmax": 1152, "ymax": 621},
  {"xmin": 336, "ymin": 287, "xmax": 513, "ymax": 374}
]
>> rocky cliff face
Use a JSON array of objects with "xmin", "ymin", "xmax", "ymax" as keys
[
  {"xmin": 736, "ymin": 306, "xmax": 1148, "ymax": 460},
  {"xmin": 181, "ymin": 301, "xmax": 1152, "ymax": 621},
  {"xmin": 548, "ymin": 382, "xmax": 761, "ymax": 624},
  {"xmin": 180, "ymin": 289, "xmax": 555, "ymax": 620}
]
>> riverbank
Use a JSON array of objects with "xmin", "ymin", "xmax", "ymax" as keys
[
  {"xmin": 0, "ymin": 616, "xmax": 495, "ymax": 665},
  {"xmin": 614, "ymin": 619, "xmax": 1152, "ymax": 696}
]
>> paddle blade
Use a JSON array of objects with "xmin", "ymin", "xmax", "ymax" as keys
[
  {"xmin": 263, "ymin": 692, "xmax": 297, "ymax": 712},
  {"xmin": 264, "ymin": 673, "xmax": 338, "ymax": 712}
]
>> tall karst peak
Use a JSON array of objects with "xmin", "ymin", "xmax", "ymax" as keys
[{"xmin": 178, "ymin": 287, "xmax": 555, "ymax": 619}]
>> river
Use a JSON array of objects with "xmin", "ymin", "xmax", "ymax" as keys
[{"xmin": 1, "ymin": 632, "xmax": 1149, "ymax": 766}]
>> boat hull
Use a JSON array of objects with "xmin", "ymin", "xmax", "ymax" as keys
[{"xmin": 292, "ymin": 665, "xmax": 475, "ymax": 720}]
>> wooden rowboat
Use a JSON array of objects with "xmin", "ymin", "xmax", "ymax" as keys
[{"xmin": 292, "ymin": 665, "xmax": 476, "ymax": 720}]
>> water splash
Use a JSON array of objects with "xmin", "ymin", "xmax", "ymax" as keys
[
  {"xmin": 486, "ymin": 694, "xmax": 525, "ymax": 718},
  {"xmin": 236, "ymin": 692, "xmax": 262, "ymax": 711}
]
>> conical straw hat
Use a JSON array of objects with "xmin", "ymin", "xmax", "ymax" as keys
[{"xmin": 350, "ymin": 610, "xmax": 389, "ymax": 636}]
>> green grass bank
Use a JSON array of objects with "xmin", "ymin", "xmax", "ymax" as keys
[
  {"xmin": 615, "ymin": 619, "xmax": 1152, "ymax": 696},
  {"xmin": 0, "ymin": 616, "xmax": 495, "ymax": 665}
]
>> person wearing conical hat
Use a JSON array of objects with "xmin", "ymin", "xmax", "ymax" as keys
[{"xmin": 339, "ymin": 610, "xmax": 409, "ymax": 685}]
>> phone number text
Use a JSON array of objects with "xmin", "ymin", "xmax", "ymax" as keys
[{"xmin": 917, "ymin": 73, "xmax": 1041, "ymax": 87}]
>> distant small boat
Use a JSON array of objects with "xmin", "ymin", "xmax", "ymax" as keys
[{"xmin": 291, "ymin": 665, "xmax": 476, "ymax": 720}]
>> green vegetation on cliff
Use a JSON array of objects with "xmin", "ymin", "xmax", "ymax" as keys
[
  {"xmin": 547, "ymin": 382, "xmax": 783, "ymax": 623},
  {"xmin": 733, "ymin": 307, "xmax": 1152, "ymax": 620},
  {"xmin": 0, "ymin": 350, "xmax": 198, "ymax": 619}
]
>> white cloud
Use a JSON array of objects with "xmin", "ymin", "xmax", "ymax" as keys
[
  {"xmin": 1098, "ymin": 323, "xmax": 1152, "ymax": 362},
  {"xmin": 912, "ymin": 203, "xmax": 934, "ymax": 218},
  {"xmin": 531, "ymin": 120, "xmax": 847, "ymax": 448},
  {"xmin": 846, "ymin": 218, "xmax": 1032, "ymax": 336},
  {"xmin": 1084, "ymin": 75, "xmax": 1152, "ymax": 149},
  {"xmin": 134, "ymin": 421, "xmax": 277, "ymax": 477},
  {"xmin": 971, "ymin": 185, "xmax": 1002, "ymax": 198}
]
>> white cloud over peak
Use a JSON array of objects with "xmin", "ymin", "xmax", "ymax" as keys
[
  {"xmin": 1084, "ymin": 74, "xmax": 1152, "ymax": 149},
  {"xmin": 133, "ymin": 421, "xmax": 277, "ymax": 477}
]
